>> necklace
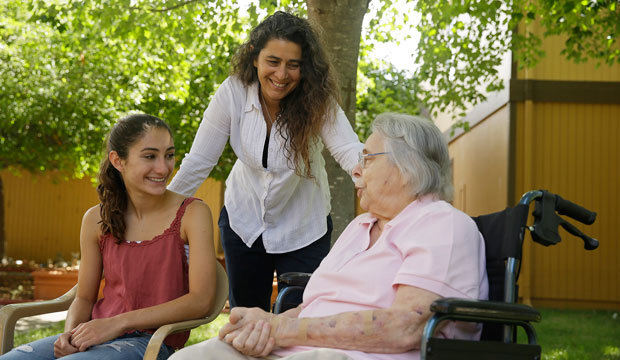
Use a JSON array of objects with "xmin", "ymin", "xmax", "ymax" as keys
[{"xmin": 259, "ymin": 90, "xmax": 275, "ymax": 127}]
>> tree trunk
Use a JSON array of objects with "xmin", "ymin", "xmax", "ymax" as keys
[
  {"xmin": 0, "ymin": 175, "xmax": 5, "ymax": 258},
  {"xmin": 306, "ymin": 0, "xmax": 369, "ymax": 243}
]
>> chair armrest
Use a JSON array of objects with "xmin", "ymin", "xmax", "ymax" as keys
[
  {"xmin": 278, "ymin": 272, "xmax": 312, "ymax": 287},
  {"xmin": 143, "ymin": 316, "xmax": 219, "ymax": 360},
  {"xmin": 143, "ymin": 262, "xmax": 229, "ymax": 360},
  {"xmin": 1, "ymin": 286, "xmax": 77, "ymax": 354},
  {"xmin": 430, "ymin": 298, "xmax": 541, "ymax": 323}
]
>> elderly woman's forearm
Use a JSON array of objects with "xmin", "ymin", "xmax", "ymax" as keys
[{"xmin": 273, "ymin": 308, "xmax": 428, "ymax": 353}]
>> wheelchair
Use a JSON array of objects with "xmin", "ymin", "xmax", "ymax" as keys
[{"xmin": 273, "ymin": 190, "xmax": 599, "ymax": 359}]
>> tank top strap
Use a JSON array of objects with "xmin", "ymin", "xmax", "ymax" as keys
[{"xmin": 169, "ymin": 197, "xmax": 201, "ymax": 234}]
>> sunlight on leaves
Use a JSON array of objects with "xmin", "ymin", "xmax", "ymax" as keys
[
  {"xmin": 603, "ymin": 346, "xmax": 620, "ymax": 359},
  {"xmin": 543, "ymin": 348, "xmax": 570, "ymax": 360},
  {"xmin": 414, "ymin": 0, "xmax": 620, "ymax": 117}
]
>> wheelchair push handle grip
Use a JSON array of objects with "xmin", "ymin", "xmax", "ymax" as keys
[
  {"xmin": 583, "ymin": 236, "xmax": 599, "ymax": 250},
  {"xmin": 555, "ymin": 195, "xmax": 597, "ymax": 225},
  {"xmin": 558, "ymin": 216, "xmax": 599, "ymax": 250}
]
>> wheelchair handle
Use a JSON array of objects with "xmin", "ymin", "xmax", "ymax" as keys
[
  {"xmin": 524, "ymin": 190, "xmax": 598, "ymax": 250},
  {"xmin": 559, "ymin": 217, "xmax": 599, "ymax": 250},
  {"xmin": 555, "ymin": 194, "xmax": 597, "ymax": 225}
]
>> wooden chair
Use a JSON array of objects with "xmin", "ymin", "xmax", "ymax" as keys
[{"xmin": 0, "ymin": 262, "xmax": 228, "ymax": 359}]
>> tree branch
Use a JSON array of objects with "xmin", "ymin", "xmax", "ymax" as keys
[
  {"xmin": 129, "ymin": 0, "xmax": 200, "ymax": 13},
  {"xmin": 151, "ymin": 0, "xmax": 200, "ymax": 12}
]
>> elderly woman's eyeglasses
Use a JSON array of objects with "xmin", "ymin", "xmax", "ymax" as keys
[{"xmin": 358, "ymin": 152, "xmax": 390, "ymax": 168}]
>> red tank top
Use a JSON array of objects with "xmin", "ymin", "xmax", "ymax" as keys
[{"xmin": 91, "ymin": 197, "xmax": 198, "ymax": 349}]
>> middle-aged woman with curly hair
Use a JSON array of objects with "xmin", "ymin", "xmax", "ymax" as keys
[{"xmin": 168, "ymin": 11, "xmax": 363, "ymax": 311}]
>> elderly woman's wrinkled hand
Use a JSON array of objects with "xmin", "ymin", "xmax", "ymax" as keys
[
  {"xmin": 220, "ymin": 307, "xmax": 275, "ymax": 337},
  {"xmin": 219, "ymin": 307, "xmax": 276, "ymax": 356},
  {"xmin": 225, "ymin": 319, "xmax": 276, "ymax": 357}
]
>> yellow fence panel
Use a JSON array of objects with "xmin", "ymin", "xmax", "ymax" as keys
[
  {"xmin": 514, "ymin": 102, "xmax": 620, "ymax": 309},
  {"xmin": 3, "ymin": 171, "xmax": 98, "ymax": 263},
  {"xmin": 2, "ymin": 170, "xmax": 223, "ymax": 263},
  {"xmin": 516, "ymin": 21, "xmax": 620, "ymax": 82}
]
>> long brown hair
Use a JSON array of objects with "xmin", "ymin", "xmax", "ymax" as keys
[
  {"xmin": 232, "ymin": 11, "xmax": 341, "ymax": 177},
  {"xmin": 96, "ymin": 114, "xmax": 172, "ymax": 242}
]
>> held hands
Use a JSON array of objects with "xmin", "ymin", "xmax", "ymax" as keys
[
  {"xmin": 219, "ymin": 307, "xmax": 277, "ymax": 357},
  {"xmin": 53, "ymin": 332, "xmax": 78, "ymax": 358},
  {"xmin": 69, "ymin": 317, "xmax": 125, "ymax": 352}
]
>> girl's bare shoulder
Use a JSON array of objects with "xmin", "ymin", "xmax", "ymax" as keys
[
  {"xmin": 83, "ymin": 204, "xmax": 102, "ymax": 223},
  {"xmin": 184, "ymin": 197, "xmax": 212, "ymax": 222},
  {"xmin": 168, "ymin": 191, "xmax": 212, "ymax": 216},
  {"xmin": 81, "ymin": 204, "xmax": 104, "ymax": 239}
]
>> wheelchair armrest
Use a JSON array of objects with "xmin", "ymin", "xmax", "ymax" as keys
[
  {"xmin": 273, "ymin": 272, "xmax": 312, "ymax": 314},
  {"xmin": 420, "ymin": 298, "xmax": 541, "ymax": 359},
  {"xmin": 430, "ymin": 298, "xmax": 541, "ymax": 323},
  {"xmin": 421, "ymin": 297, "xmax": 541, "ymax": 357},
  {"xmin": 273, "ymin": 286, "xmax": 305, "ymax": 314},
  {"xmin": 278, "ymin": 272, "xmax": 312, "ymax": 287}
]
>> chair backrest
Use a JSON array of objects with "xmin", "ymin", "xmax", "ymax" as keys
[
  {"xmin": 472, "ymin": 204, "xmax": 530, "ymax": 341},
  {"xmin": 212, "ymin": 262, "xmax": 229, "ymax": 319}
]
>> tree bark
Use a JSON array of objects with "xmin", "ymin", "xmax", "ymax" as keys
[
  {"xmin": 0, "ymin": 175, "xmax": 5, "ymax": 258},
  {"xmin": 306, "ymin": 0, "xmax": 369, "ymax": 243}
]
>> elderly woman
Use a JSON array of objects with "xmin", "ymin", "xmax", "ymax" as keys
[{"xmin": 170, "ymin": 113, "xmax": 488, "ymax": 360}]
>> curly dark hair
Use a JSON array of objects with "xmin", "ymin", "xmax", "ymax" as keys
[
  {"xmin": 96, "ymin": 114, "xmax": 172, "ymax": 242},
  {"xmin": 232, "ymin": 11, "xmax": 341, "ymax": 177}
]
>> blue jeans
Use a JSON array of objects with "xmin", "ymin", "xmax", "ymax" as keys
[{"xmin": 0, "ymin": 331, "xmax": 174, "ymax": 360}]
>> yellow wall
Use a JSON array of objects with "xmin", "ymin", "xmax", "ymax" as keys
[
  {"xmin": 510, "ymin": 19, "xmax": 620, "ymax": 309},
  {"xmin": 446, "ymin": 101, "xmax": 619, "ymax": 309},
  {"xmin": 517, "ymin": 22, "xmax": 620, "ymax": 82},
  {"xmin": 195, "ymin": 180, "xmax": 224, "ymax": 257},
  {"xmin": 514, "ymin": 102, "xmax": 620, "ymax": 309},
  {"xmin": 2, "ymin": 170, "xmax": 223, "ymax": 263},
  {"xmin": 3, "ymin": 171, "xmax": 97, "ymax": 263}
]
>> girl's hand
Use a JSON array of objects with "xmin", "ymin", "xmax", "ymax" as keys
[
  {"xmin": 54, "ymin": 332, "xmax": 79, "ymax": 357},
  {"xmin": 70, "ymin": 318, "xmax": 124, "ymax": 351}
]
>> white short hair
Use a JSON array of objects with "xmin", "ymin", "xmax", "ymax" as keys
[{"xmin": 371, "ymin": 113, "xmax": 453, "ymax": 202}]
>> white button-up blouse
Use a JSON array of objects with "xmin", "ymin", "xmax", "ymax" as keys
[{"xmin": 168, "ymin": 76, "xmax": 363, "ymax": 253}]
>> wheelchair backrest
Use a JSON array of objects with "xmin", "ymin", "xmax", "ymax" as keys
[{"xmin": 472, "ymin": 204, "xmax": 530, "ymax": 341}]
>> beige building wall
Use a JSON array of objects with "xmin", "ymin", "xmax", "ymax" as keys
[{"xmin": 449, "ymin": 105, "xmax": 510, "ymax": 216}]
